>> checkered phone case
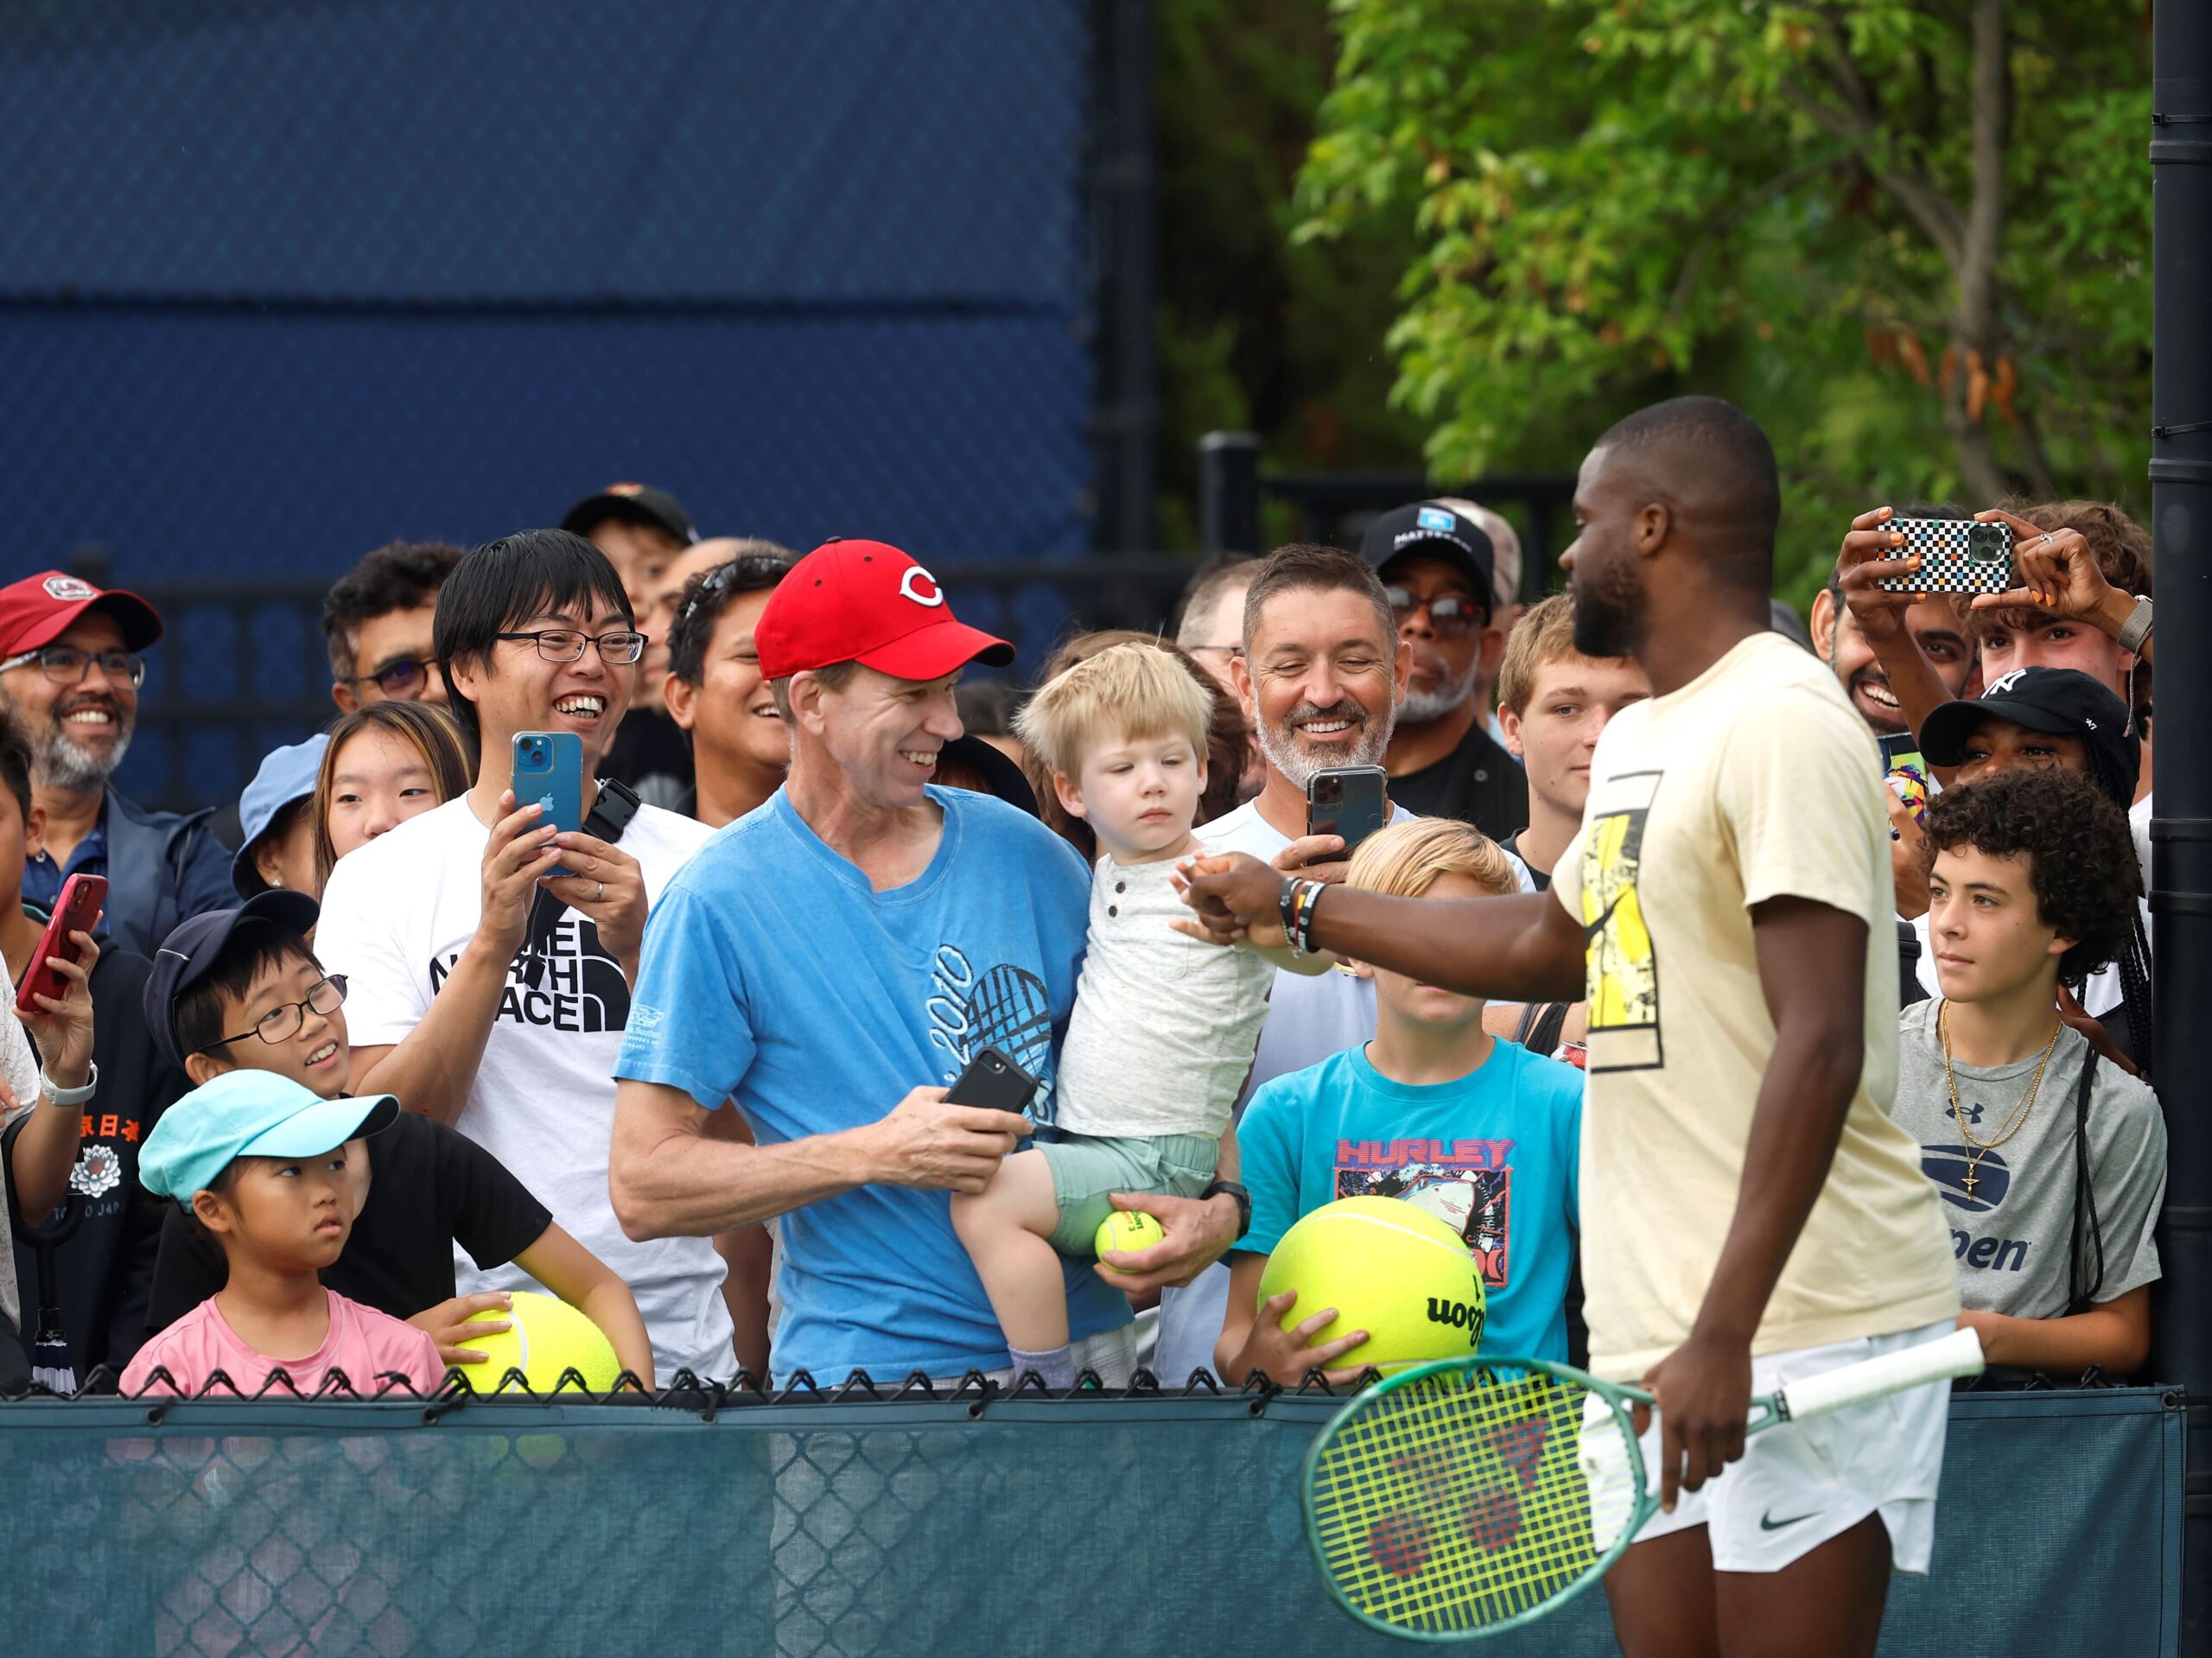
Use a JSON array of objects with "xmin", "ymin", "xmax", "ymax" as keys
[{"xmin": 1873, "ymin": 517, "xmax": 2015, "ymax": 595}]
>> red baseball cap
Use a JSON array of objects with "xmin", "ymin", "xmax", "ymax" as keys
[
  {"xmin": 756, "ymin": 539, "xmax": 1013, "ymax": 681},
  {"xmin": 0, "ymin": 571, "xmax": 163, "ymax": 658}
]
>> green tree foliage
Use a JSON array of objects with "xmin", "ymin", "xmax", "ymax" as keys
[{"xmin": 1294, "ymin": 0, "xmax": 2152, "ymax": 601}]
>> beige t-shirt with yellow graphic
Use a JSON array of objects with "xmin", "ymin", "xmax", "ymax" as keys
[{"xmin": 1554, "ymin": 630, "xmax": 1959, "ymax": 1381}]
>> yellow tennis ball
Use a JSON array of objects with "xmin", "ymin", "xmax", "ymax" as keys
[
  {"xmin": 1255, "ymin": 1196, "xmax": 1484, "ymax": 1374},
  {"xmin": 1095, "ymin": 1209, "xmax": 1166, "ymax": 1265},
  {"xmin": 459, "ymin": 1291, "xmax": 623, "ymax": 1393}
]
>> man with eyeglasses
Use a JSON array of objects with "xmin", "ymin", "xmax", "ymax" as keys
[
  {"xmin": 314, "ymin": 530, "xmax": 731, "ymax": 1382},
  {"xmin": 0, "ymin": 572, "xmax": 234, "ymax": 957},
  {"xmin": 1358, "ymin": 500, "xmax": 1529, "ymax": 842},
  {"xmin": 322, "ymin": 540, "xmax": 466, "ymax": 713}
]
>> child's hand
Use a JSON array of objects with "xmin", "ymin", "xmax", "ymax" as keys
[
  {"xmin": 410, "ymin": 1291, "xmax": 512, "ymax": 1366},
  {"xmin": 1223, "ymin": 1288, "xmax": 1371, "ymax": 1388}
]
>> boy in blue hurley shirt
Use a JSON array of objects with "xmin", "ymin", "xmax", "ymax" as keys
[{"xmin": 1217, "ymin": 819, "xmax": 1583, "ymax": 1384}]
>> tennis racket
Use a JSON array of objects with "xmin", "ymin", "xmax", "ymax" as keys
[{"xmin": 1302, "ymin": 1326, "xmax": 1984, "ymax": 1642}]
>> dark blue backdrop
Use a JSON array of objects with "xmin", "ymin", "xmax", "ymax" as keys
[{"xmin": 0, "ymin": 0, "xmax": 1097, "ymax": 580}]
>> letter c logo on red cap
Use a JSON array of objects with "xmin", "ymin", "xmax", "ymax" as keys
[{"xmin": 899, "ymin": 567, "xmax": 944, "ymax": 609}]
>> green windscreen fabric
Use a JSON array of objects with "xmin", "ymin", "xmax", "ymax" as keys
[{"xmin": 0, "ymin": 1388, "xmax": 2179, "ymax": 1656}]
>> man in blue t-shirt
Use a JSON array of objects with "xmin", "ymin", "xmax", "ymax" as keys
[
  {"xmin": 610, "ymin": 540, "xmax": 1246, "ymax": 1383},
  {"xmin": 1216, "ymin": 818, "xmax": 1582, "ymax": 1383}
]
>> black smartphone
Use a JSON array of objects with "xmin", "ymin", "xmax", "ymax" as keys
[
  {"xmin": 1307, "ymin": 765, "xmax": 1389, "ymax": 854},
  {"xmin": 945, "ymin": 1045, "xmax": 1039, "ymax": 1115}
]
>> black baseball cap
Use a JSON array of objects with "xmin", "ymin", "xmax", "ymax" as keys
[
  {"xmin": 559, "ymin": 483, "xmax": 700, "ymax": 546},
  {"xmin": 144, "ymin": 891, "xmax": 322, "ymax": 1072},
  {"xmin": 1357, "ymin": 501, "xmax": 1497, "ymax": 615},
  {"xmin": 1920, "ymin": 666, "xmax": 2139, "ymax": 805}
]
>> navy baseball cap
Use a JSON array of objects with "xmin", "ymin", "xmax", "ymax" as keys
[
  {"xmin": 560, "ymin": 483, "xmax": 699, "ymax": 546},
  {"xmin": 138, "ymin": 1069, "xmax": 397, "ymax": 1204},
  {"xmin": 1920, "ymin": 666, "xmax": 2139, "ymax": 805},
  {"xmin": 1358, "ymin": 501, "xmax": 1497, "ymax": 615},
  {"xmin": 144, "ymin": 891, "xmax": 323, "ymax": 1072},
  {"xmin": 233, "ymin": 734, "xmax": 328, "ymax": 899}
]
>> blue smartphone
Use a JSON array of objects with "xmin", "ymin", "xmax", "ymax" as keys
[{"xmin": 512, "ymin": 730, "xmax": 585, "ymax": 876}]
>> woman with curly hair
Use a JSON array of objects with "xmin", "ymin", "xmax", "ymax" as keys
[{"xmin": 1894, "ymin": 765, "xmax": 2165, "ymax": 1380}]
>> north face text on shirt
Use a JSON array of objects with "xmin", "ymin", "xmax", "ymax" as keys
[{"xmin": 429, "ymin": 915, "xmax": 632, "ymax": 1032}]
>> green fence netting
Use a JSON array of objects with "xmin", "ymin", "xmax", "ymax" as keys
[{"xmin": 0, "ymin": 1387, "xmax": 2182, "ymax": 1657}]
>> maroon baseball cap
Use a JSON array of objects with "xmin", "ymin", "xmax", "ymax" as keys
[
  {"xmin": 0, "ymin": 571, "xmax": 162, "ymax": 657},
  {"xmin": 757, "ymin": 540, "xmax": 1013, "ymax": 682}
]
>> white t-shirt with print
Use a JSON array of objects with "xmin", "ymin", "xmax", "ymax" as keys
[{"xmin": 316, "ymin": 794, "xmax": 733, "ymax": 1382}]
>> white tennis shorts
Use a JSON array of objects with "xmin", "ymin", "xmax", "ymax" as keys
[{"xmin": 1586, "ymin": 1318, "xmax": 1954, "ymax": 1575}]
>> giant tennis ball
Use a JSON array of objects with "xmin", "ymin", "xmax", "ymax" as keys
[
  {"xmin": 1255, "ymin": 1196, "xmax": 1484, "ymax": 1374},
  {"xmin": 1095, "ymin": 1209, "xmax": 1166, "ymax": 1265},
  {"xmin": 458, "ymin": 1291, "xmax": 622, "ymax": 1393}
]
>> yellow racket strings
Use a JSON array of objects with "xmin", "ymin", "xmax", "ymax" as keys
[{"xmin": 1308, "ymin": 1369, "xmax": 1612, "ymax": 1635}]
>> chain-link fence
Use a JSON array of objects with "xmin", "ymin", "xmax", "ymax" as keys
[{"xmin": 0, "ymin": 1384, "xmax": 2185, "ymax": 1658}]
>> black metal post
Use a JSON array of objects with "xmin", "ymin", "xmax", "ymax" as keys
[
  {"xmin": 1197, "ymin": 430, "xmax": 1262, "ymax": 554},
  {"xmin": 2149, "ymin": 5, "xmax": 2212, "ymax": 1648}
]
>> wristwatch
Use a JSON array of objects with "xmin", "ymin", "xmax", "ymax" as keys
[
  {"xmin": 39, "ymin": 1061, "xmax": 96, "ymax": 1109},
  {"xmin": 1201, "ymin": 1178, "xmax": 1252, "ymax": 1242},
  {"xmin": 2116, "ymin": 594, "xmax": 2153, "ymax": 656}
]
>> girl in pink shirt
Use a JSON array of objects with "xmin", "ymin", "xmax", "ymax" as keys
[{"xmin": 121, "ymin": 1069, "xmax": 444, "ymax": 1397}]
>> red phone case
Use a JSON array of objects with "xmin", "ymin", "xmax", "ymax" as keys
[{"xmin": 16, "ymin": 873, "xmax": 105, "ymax": 1013}]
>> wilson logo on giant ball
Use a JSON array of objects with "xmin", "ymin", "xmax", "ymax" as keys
[{"xmin": 1425, "ymin": 1297, "xmax": 1484, "ymax": 1343}]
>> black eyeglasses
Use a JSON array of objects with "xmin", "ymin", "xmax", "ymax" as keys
[
  {"xmin": 0, "ymin": 645, "xmax": 147, "ymax": 689},
  {"xmin": 493, "ymin": 630, "xmax": 647, "ymax": 665},
  {"xmin": 347, "ymin": 657, "xmax": 434, "ymax": 697},
  {"xmin": 1382, "ymin": 587, "xmax": 1487, "ymax": 638},
  {"xmin": 203, "ymin": 975, "xmax": 347, "ymax": 1051}
]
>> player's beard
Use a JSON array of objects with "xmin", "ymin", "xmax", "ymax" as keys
[
  {"xmin": 1572, "ymin": 553, "xmax": 1642, "ymax": 661},
  {"xmin": 37, "ymin": 695, "xmax": 133, "ymax": 790},
  {"xmin": 1255, "ymin": 696, "xmax": 1395, "ymax": 792},
  {"xmin": 1398, "ymin": 650, "xmax": 1479, "ymax": 725}
]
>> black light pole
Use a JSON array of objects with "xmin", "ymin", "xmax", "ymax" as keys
[{"xmin": 2149, "ymin": 3, "xmax": 2211, "ymax": 1646}]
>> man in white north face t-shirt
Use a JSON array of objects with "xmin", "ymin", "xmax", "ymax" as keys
[{"xmin": 315, "ymin": 530, "xmax": 730, "ymax": 1383}]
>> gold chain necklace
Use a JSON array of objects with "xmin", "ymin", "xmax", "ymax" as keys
[{"xmin": 1940, "ymin": 1000, "xmax": 2063, "ymax": 1200}]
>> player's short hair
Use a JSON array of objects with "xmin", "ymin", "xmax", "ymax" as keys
[
  {"xmin": 172, "ymin": 920, "xmax": 326, "ymax": 1062},
  {"xmin": 322, "ymin": 540, "xmax": 467, "ymax": 681},
  {"xmin": 1015, "ymin": 641, "xmax": 1214, "ymax": 780},
  {"xmin": 1242, "ymin": 543, "xmax": 1396, "ymax": 657},
  {"xmin": 1919, "ymin": 766, "xmax": 2139, "ymax": 987},
  {"xmin": 1596, "ymin": 397, "xmax": 1780, "ymax": 586},
  {"xmin": 1346, "ymin": 818, "xmax": 1519, "ymax": 904},
  {"xmin": 1496, "ymin": 594, "xmax": 1586, "ymax": 716}
]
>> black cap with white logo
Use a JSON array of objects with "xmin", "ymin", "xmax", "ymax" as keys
[{"xmin": 1920, "ymin": 666, "xmax": 2139, "ymax": 804}]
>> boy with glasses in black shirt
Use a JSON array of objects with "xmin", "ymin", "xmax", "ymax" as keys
[{"xmin": 141, "ymin": 894, "xmax": 656, "ymax": 1383}]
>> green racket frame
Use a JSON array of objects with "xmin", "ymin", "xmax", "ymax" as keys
[{"xmin": 1302, "ymin": 1328, "xmax": 1986, "ymax": 1643}]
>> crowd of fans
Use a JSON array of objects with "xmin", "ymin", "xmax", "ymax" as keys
[{"xmin": 0, "ymin": 455, "xmax": 2166, "ymax": 1396}]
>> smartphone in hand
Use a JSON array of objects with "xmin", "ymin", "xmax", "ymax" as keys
[
  {"xmin": 945, "ymin": 1045, "xmax": 1039, "ymax": 1117},
  {"xmin": 1306, "ymin": 765, "xmax": 1389, "ymax": 855},
  {"xmin": 1872, "ymin": 517, "xmax": 2015, "ymax": 597},
  {"xmin": 512, "ymin": 730, "xmax": 585, "ymax": 876},
  {"xmin": 16, "ymin": 873, "xmax": 105, "ymax": 1013}
]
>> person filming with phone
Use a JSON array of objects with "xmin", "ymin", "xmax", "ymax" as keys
[
  {"xmin": 313, "ymin": 530, "xmax": 732, "ymax": 1384},
  {"xmin": 609, "ymin": 540, "xmax": 1246, "ymax": 1387}
]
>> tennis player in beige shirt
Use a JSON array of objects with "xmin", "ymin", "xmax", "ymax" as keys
[{"xmin": 1179, "ymin": 397, "xmax": 1961, "ymax": 1658}]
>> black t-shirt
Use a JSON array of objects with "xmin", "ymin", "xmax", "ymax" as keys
[
  {"xmin": 3, "ymin": 944, "xmax": 188, "ymax": 1387},
  {"xmin": 600, "ymin": 711, "xmax": 695, "ymax": 812},
  {"xmin": 1498, "ymin": 829, "xmax": 1551, "ymax": 893},
  {"xmin": 144, "ymin": 1109, "xmax": 552, "ymax": 1334},
  {"xmin": 1389, "ymin": 719, "xmax": 1529, "ymax": 842}
]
